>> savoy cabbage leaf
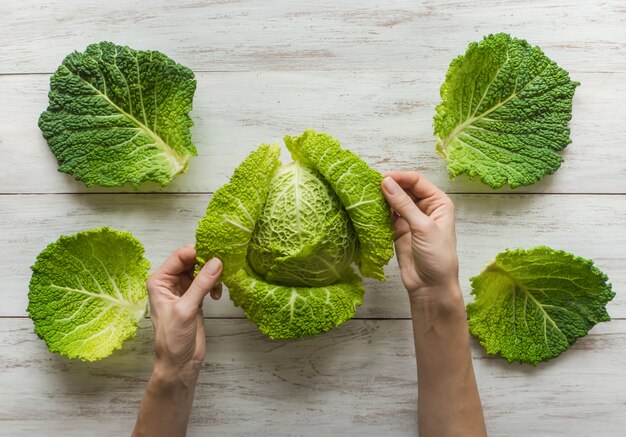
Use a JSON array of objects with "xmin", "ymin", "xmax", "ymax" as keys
[
  {"xmin": 39, "ymin": 42, "xmax": 197, "ymax": 188},
  {"xmin": 285, "ymin": 131, "xmax": 393, "ymax": 281},
  {"xmin": 228, "ymin": 269, "xmax": 365, "ymax": 339},
  {"xmin": 28, "ymin": 227, "xmax": 150, "ymax": 361},
  {"xmin": 467, "ymin": 247, "xmax": 615, "ymax": 365},
  {"xmin": 196, "ymin": 130, "xmax": 394, "ymax": 339},
  {"xmin": 434, "ymin": 33, "xmax": 579, "ymax": 189}
]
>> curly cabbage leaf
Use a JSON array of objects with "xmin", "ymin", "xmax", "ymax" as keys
[
  {"xmin": 434, "ymin": 33, "xmax": 579, "ymax": 188},
  {"xmin": 28, "ymin": 227, "xmax": 150, "ymax": 361},
  {"xmin": 195, "ymin": 144, "xmax": 282, "ymax": 279},
  {"xmin": 228, "ymin": 269, "xmax": 364, "ymax": 339},
  {"xmin": 467, "ymin": 247, "xmax": 615, "ymax": 365},
  {"xmin": 39, "ymin": 42, "xmax": 197, "ymax": 188},
  {"xmin": 247, "ymin": 162, "xmax": 358, "ymax": 287},
  {"xmin": 284, "ymin": 131, "xmax": 392, "ymax": 281},
  {"xmin": 196, "ymin": 130, "xmax": 394, "ymax": 339}
]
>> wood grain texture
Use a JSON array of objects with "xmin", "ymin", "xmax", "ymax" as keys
[
  {"xmin": 1, "ymin": 318, "xmax": 625, "ymax": 436},
  {"xmin": 1, "ymin": 0, "xmax": 625, "ymax": 435},
  {"xmin": 1, "ymin": 71, "xmax": 625, "ymax": 194},
  {"xmin": 2, "ymin": 193, "xmax": 623, "ymax": 318},
  {"xmin": 1, "ymin": 0, "xmax": 625, "ymax": 74}
]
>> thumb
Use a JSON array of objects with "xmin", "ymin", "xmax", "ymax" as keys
[
  {"xmin": 381, "ymin": 176, "xmax": 432, "ymax": 234},
  {"xmin": 181, "ymin": 258, "xmax": 223, "ymax": 311}
]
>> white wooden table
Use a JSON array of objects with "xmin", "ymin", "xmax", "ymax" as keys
[{"xmin": 1, "ymin": 1, "xmax": 625, "ymax": 435}]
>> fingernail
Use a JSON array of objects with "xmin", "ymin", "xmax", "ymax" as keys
[
  {"xmin": 210, "ymin": 283, "xmax": 222, "ymax": 300},
  {"xmin": 213, "ymin": 286, "xmax": 223, "ymax": 300},
  {"xmin": 382, "ymin": 177, "xmax": 398, "ymax": 194},
  {"xmin": 204, "ymin": 258, "xmax": 221, "ymax": 275}
]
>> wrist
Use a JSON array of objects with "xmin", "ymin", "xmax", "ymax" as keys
[
  {"xmin": 408, "ymin": 279, "xmax": 464, "ymax": 309},
  {"xmin": 151, "ymin": 358, "xmax": 201, "ymax": 392},
  {"xmin": 135, "ymin": 359, "xmax": 200, "ymax": 437},
  {"xmin": 408, "ymin": 282, "xmax": 467, "ymax": 334}
]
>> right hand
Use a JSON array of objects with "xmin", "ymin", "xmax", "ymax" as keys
[{"xmin": 381, "ymin": 171, "xmax": 459, "ymax": 302}]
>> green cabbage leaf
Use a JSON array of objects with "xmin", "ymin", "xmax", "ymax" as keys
[
  {"xmin": 28, "ymin": 227, "xmax": 150, "ymax": 361},
  {"xmin": 434, "ymin": 33, "xmax": 579, "ymax": 188},
  {"xmin": 39, "ymin": 42, "xmax": 197, "ymax": 188},
  {"xmin": 196, "ymin": 130, "xmax": 394, "ymax": 339},
  {"xmin": 467, "ymin": 247, "xmax": 614, "ymax": 365}
]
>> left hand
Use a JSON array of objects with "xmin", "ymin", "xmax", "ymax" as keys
[{"xmin": 146, "ymin": 244, "xmax": 223, "ymax": 377}]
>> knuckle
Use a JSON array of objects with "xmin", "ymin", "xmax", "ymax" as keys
[
  {"xmin": 195, "ymin": 274, "xmax": 214, "ymax": 291},
  {"xmin": 173, "ymin": 303, "xmax": 192, "ymax": 320},
  {"xmin": 447, "ymin": 199, "xmax": 456, "ymax": 213},
  {"xmin": 435, "ymin": 192, "xmax": 455, "ymax": 214}
]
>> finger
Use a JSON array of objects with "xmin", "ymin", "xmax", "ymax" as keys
[
  {"xmin": 180, "ymin": 258, "xmax": 223, "ymax": 311},
  {"xmin": 157, "ymin": 244, "xmax": 197, "ymax": 277},
  {"xmin": 392, "ymin": 214, "xmax": 411, "ymax": 239},
  {"xmin": 210, "ymin": 283, "xmax": 223, "ymax": 300},
  {"xmin": 384, "ymin": 171, "xmax": 443, "ymax": 201},
  {"xmin": 195, "ymin": 312, "xmax": 206, "ymax": 354},
  {"xmin": 394, "ymin": 232, "xmax": 416, "ymax": 273},
  {"xmin": 385, "ymin": 171, "xmax": 455, "ymax": 227},
  {"xmin": 417, "ymin": 196, "xmax": 455, "ymax": 223},
  {"xmin": 382, "ymin": 177, "xmax": 432, "ymax": 233},
  {"xmin": 179, "ymin": 271, "xmax": 194, "ymax": 290},
  {"xmin": 170, "ymin": 273, "xmax": 194, "ymax": 297}
]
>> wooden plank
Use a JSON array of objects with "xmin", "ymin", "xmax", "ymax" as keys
[
  {"xmin": 0, "ymin": 318, "xmax": 624, "ymax": 436},
  {"xmin": 1, "ymin": 0, "xmax": 625, "ymax": 74},
  {"xmin": 1, "ymin": 1, "xmax": 623, "ymax": 435},
  {"xmin": 1, "ymin": 71, "xmax": 624, "ymax": 194},
  {"xmin": 1, "ymin": 193, "xmax": 624, "ymax": 318}
]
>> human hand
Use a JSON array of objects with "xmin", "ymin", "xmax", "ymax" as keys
[
  {"xmin": 133, "ymin": 246, "xmax": 222, "ymax": 437},
  {"xmin": 381, "ymin": 171, "xmax": 459, "ymax": 303},
  {"xmin": 382, "ymin": 173, "xmax": 486, "ymax": 436},
  {"xmin": 146, "ymin": 244, "xmax": 223, "ymax": 379}
]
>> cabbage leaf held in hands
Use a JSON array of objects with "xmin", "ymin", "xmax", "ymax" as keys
[
  {"xmin": 195, "ymin": 130, "xmax": 394, "ymax": 339},
  {"xmin": 467, "ymin": 247, "xmax": 614, "ymax": 365},
  {"xmin": 434, "ymin": 33, "xmax": 579, "ymax": 188},
  {"xmin": 28, "ymin": 227, "xmax": 150, "ymax": 361},
  {"xmin": 39, "ymin": 42, "xmax": 197, "ymax": 188}
]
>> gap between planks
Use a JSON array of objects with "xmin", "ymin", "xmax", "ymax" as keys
[
  {"xmin": 1, "ymin": 69, "xmax": 623, "ymax": 76},
  {"xmin": 1, "ymin": 315, "xmax": 625, "ymax": 321},
  {"xmin": 1, "ymin": 192, "xmax": 625, "ymax": 196}
]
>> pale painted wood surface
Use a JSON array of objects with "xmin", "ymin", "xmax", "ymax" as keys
[
  {"xmin": 2, "ymin": 194, "xmax": 625, "ymax": 318},
  {"xmin": 1, "ymin": 71, "xmax": 625, "ymax": 194},
  {"xmin": 1, "ymin": 319, "xmax": 625, "ymax": 436},
  {"xmin": 1, "ymin": 0, "xmax": 626, "ymax": 74},
  {"xmin": 1, "ymin": 0, "xmax": 625, "ymax": 436}
]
